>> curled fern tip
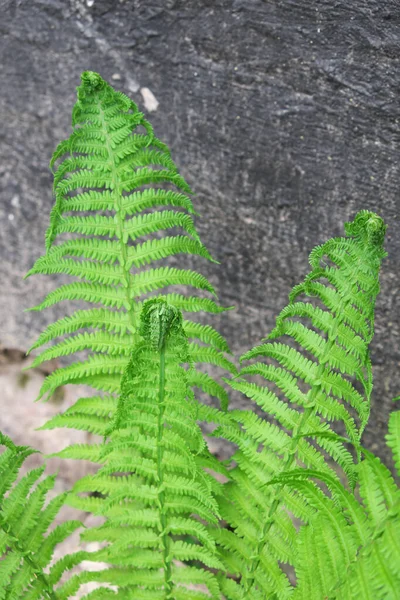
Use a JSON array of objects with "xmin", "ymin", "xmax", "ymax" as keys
[
  {"xmin": 139, "ymin": 298, "xmax": 184, "ymax": 351},
  {"xmin": 79, "ymin": 70, "xmax": 106, "ymax": 94},
  {"xmin": 345, "ymin": 210, "xmax": 387, "ymax": 247}
]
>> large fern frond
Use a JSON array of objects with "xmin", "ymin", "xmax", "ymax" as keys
[
  {"xmin": 213, "ymin": 211, "xmax": 387, "ymax": 597},
  {"xmin": 25, "ymin": 71, "xmax": 235, "ymax": 424}
]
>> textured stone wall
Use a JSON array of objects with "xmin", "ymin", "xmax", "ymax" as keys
[{"xmin": 1, "ymin": 0, "xmax": 399, "ymax": 467}]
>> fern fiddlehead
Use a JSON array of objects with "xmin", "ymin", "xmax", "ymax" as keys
[
  {"xmin": 105, "ymin": 300, "xmax": 187, "ymax": 597},
  {"xmin": 213, "ymin": 211, "xmax": 387, "ymax": 598},
  {"xmin": 143, "ymin": 300, "xmax": 191, "ymax": 597}
]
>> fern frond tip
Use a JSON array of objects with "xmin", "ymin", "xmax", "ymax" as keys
[
  {"xmin": 140, "ymin": 298, "xmax": 186, "ymax": 352},
  {"xmin": 80, "ymin": 70, "xmax": 106, "ymax": 93},
  {"xmin": 345, "ymin": 210, "xmax": 387, "ymax": 247}
]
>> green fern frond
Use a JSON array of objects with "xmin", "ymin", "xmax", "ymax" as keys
[
  {"xmin": 215, "ymin": 211, "xmax": 387, "ymax": 597},
  {"xmin": 57, "ymin": 299, "xmax": 223, "ymax": 598},
  {"xmin": 26, "ymin": 70, "xmax": 234, "ymax": 437},
  {"xmin": 266, "ymin": 420, "xmax": 400, "ymax": 600},
  {"xmin": 0, "ymin": 432, "xmax": 90, "ymax": 599}
]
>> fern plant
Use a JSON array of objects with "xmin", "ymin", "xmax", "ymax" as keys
[
  {"xmin": 58, "ymin": 298, "xmax": 228, "ymax": 598},
  {"xmin": 2, "ymin": 411, "xmax": 399, "ymax": 599},
  {"xmin": 2, "ymin": 71, "xmax": 399, "ymax": 599}
]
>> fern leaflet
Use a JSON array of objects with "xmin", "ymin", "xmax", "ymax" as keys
[{"xmin": 0, "ymin": 433, "xmax": 88, "ymax": 599}]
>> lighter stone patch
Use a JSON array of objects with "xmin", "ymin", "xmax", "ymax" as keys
[
  {"xmin": 140, "ymin": 87, "xmax": 159, "ymax": 112},
  {"xmin": 127, "ymin": 77, "xmax": 140, "ymax": 93}
]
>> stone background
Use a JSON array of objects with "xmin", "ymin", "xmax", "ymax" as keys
[{"xmin": 1, "ymin": 0, "xmax": 399, "ymax": 473}]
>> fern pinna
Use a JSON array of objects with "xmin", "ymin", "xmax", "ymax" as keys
[
  {"xmin": 213, "ymin": 211, "xmax": 387, "ymax": 598},
  {"xmin": 51, "ymin": 299, "xmax": 226, "ymax": 599},
  {"xmin": 25, "ymin": 70, "xmax": 235, "ymax": 417},
  {"xmin": 0, "ymin": 433, "xmax": 85, "ymax": 599}
]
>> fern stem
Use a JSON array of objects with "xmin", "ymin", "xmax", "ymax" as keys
[
  {"xmin": 97, "ymin": 99, "xmax": 137, "ymax": 332},
  {"xmin": 156, "ymin": 343, "xmax": 173, "ymax": 598}
]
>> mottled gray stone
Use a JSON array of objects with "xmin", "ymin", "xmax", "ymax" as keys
[{"xmin": 0, "ymin": 0, "xmax": 399, "ymax": 469}]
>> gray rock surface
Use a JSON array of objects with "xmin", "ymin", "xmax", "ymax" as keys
[{"xmin": 0, "ymin": 0, "xmax": 399, "ymax": 470}]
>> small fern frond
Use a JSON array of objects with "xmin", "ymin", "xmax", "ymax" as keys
[{"xmin": 0, "ymin": 432, "xmax": 86, "ymax": 599}]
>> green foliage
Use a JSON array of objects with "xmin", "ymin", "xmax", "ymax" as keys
[
  {"xmin": 0, "ymin": 433, "xmax": 85, "ymax": 599},
  {"xmin": 25, "ymin": 69, "xmax": 235, "ymax": 418},
  {"xmin": 5, "ymin": 71, "xmax": 398, "ymax": 599},
  {"xmin": 48, "ymin": 298, "xmax": 226, "ymax": 598},
  {"xmin": 266, "ymin": 424, "xmax": 400, "ymax": 600},
  {"xmin": 211, "ymin": 210, "xmax": 390, "ymax": 597}
]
